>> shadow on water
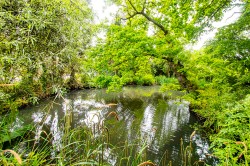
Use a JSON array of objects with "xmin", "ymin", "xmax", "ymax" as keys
[{"xmin": 13, "ymin": 86, "xmax": 218, "ymax": 165}]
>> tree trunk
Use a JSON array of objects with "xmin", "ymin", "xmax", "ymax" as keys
[
  {"xmin": 164, "ymin": 57, "xmax": 196, "ymax": 91},
  {"xmin": 68, "ymin": 66, "xmax": 78, "ymax": 89}
]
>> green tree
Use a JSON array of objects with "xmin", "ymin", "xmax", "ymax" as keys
[
  {"xmin": 0, "ymin": 0, "xmax": 93, "ymax": 110},
  {"xmin": 90, "ymin": 0, "xmax": 237, "ymax": 90},
  {"xmin": 182, "ymin": 2, "xmax": 250, "ymax": 164},
  {"xmin": 205, "ymin": 1, "xmax": 250, "ymax": 94},
  {"xmin": 87, "ymin": 25, "xmax": 156, "ymax": 91}
]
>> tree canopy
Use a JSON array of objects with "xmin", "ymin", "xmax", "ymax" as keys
[
  {"xmin": 0, "ymin": 0, "xmax": 93, "ymax": 108},
  {"xmin": 88, "ymin": 0, "xmax": 238, "ymax": 90},
  {"xmin": 113, "ymin": 0, "xmax": 233, "ymax": 40},
  {"xmin": 1, "ymin": 0, "xmax": 250, "ymax": 165}
]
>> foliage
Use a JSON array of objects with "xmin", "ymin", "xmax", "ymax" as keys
[
  {"xmin": 111, "ymin": 0, "xmax": 233, "ymax": 41},
  {"xmin": 204, "ymin": 2, "xmax": 250, "ymax": 94},
  {"xmin": 181, "ymin": 2, "xmax": 250, "ymax": 165},
  {"xmin": 87, "ymin": 0, "xmax": 235, "ymax": 91},
  {"xmin": 159, "ymin": 77, "xmax": 181, "ymax": 91},
  {"xmin": 87, "ymin": 25, "xmax": 156, "ymax": 88},
  {"xmin": 0, "ymin": 0, "xmax": 93, "ymax": 112},
  {"xmin": 155, "ymin": 75, "xmax": 169, "ymax": 85},
  {"xmin": 210, "ymin": 95, "xmax": 250, "ymax": 165},
  {"xmin": 1, "ymin": 0, "xmax": 250, "ymax": 165}
]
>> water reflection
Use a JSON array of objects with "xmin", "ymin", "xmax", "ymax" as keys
[
  {"xmin": 18, "ymin": 86, "xmax": 217, "ymax": 165},
  {"xmin": 140, "ymin": 104, "xmax": 156, "ymax": 143}
]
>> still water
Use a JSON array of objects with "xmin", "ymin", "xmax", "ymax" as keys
[{"xmin": 17, "ymin": 86, "xmax": 217, "ymax": 165}]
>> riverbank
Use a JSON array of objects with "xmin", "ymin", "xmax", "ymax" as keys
[{"xmin": 1, "ymin": 84, "xmax": 249, "ymax": 165}]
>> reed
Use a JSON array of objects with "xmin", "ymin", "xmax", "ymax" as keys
[
  {"xmin": 1, "ymin": 149, "xmax": 22, "ymax": 165},
  {"xmin": 235, "ymin": 141, "xmax": 248, "ymax": 163},
  {"xmin": 180, "ymin": 138, "xmax": 184, "ymax": 162},
  {"xmin": 138, "ymin": 161, "xmax": 156, "ymax": 166},
  {"xmin": 189, "ymin": 130, "xmax": 196, "ymax": 154},
  {"xmin": 193, "ymin": 160, "xmax": 206, "ymax": 166},
  {"xmin": 0, "ymin": 84, "xmax": 16, "ymax": 87},
  {"xmin": 124, "ymin": 142, "xmax": 149, "ymax": 166},
  {"xmin": 106, "ymin": 103, "xmax": 118, "ymax": 106},
  {"xmin": 180, "ymin": 131, "xmax": 196, "ymax": 166},
  {"xmin": 159, "ymin": 149, "xmax": 168, "ymax": 166},
  {"xmin": 107, "ymin": 111, "xmax": 119, "ymax": 121},
  {"xmin": 190, "ymin": 131, "xmax": 196, "ymax": 141}
]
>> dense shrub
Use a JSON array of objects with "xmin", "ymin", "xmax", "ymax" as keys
[{"xmin": 0, "ymin": 0, "xmax": 93, "ymax": 111}]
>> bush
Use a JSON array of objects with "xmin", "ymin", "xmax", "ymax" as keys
[
  {"xmin": 155, "ymin": 76, "xmax": 179, "ymax": 85},
  {"xmin": 135, "ymin": 74, "xmax": 155, "ymax": 85},
  {"xmin": 0, "ymin": 0, "xmax": 93, "ymax": 110},
  {"xmin": 94, "ymin": 75, "xmax": 113, "ymax": 88},
  {"xmin": 160, "ymin": 83, "xmax": 181, "ymax": 91},
  {"xmin": 210, "ymin": 95, "xmax": 250, "ymax": 165},
  {"xmin": 157, "ymin": 77, "xmax": 181, "ymax": 91},
  {"xmin": 107, "ymin": 75, "xmax": 125, "ymax": 92}
]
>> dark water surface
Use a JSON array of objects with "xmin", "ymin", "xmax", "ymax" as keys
[{"xmin": 17, "ymin": 86, "xmax": 217, "ymax": 165}]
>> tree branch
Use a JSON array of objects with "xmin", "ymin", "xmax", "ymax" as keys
[
  {"xmin": 226, "ymin": 12, "xmax": 242, "ymax": 21},
  {"xmin": 140, "ymin": 11, "xmax": 168, "ymax": 35},
  {"xmin": 128, "ymin": 0, "xmax": 139, "ymax": 13},
  {"xmin": 124, "ymin": 0, "xmax": 168, "ymax": 35},
  {"xmin": 141, "ymin": 0, "xmax": 147, "ymax": 13},
  {"xmin": 121, "ymin": 12, "xmax": 139, "ymax": 20},
  {"xmin": 210, "ymin": 1, "xmax": 231, "ymax": 20}
]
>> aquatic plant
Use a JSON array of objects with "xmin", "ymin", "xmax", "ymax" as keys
[
  {"xmin": 138, "ymin": 161, "xmax": 156, "ymax": 166},
  {"xmin": 0, "ymin": 97, "xmax": 152, "ymax": 166},
  {"xmin": 0, "ymin": 149, "xmax": 22, "ymax": 165}
]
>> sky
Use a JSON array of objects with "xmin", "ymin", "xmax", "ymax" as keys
[
  {"xmin": 90, "ymin": 0, "xmax": 118, "ymax": 23},
  {"xmin": 90, "ymin": 0, "xmax": 242, "ymax": 50},
  {"xmin": 191, "ymin": 5, "xmax": 242, "ymax": 50}
]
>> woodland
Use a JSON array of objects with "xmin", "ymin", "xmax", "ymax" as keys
[{"xmin": 0, "ymin": 0, "xmax": 250, "ymax": 165}]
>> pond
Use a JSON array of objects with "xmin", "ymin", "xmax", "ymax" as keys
[{"xmin": 15, "ymin": 86, "xmax": 217, "ymax": 165}]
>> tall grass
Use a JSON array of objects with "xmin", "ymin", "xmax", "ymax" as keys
[
  {"xmin": 0, "ymin": 100, "xmax": 152, "ymax": 166},
  {"xmin": 1, "ymin": 96, "xmax": 215, "ymax": 166}
]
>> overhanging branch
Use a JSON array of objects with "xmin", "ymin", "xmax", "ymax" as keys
[
  {"xmin": 140, "ymin": 12, "xmax": 168, "ymax": 35},
  {"xmin": 123, "ymin": 0, "xmax": 168, "ymax": 35}
]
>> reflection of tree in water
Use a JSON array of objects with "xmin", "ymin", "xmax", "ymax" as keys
[
  {"xmin": 147, "ymin": 99, "xmax": 191, "ymax": 165},
  {"xmin": 17, "ymin": 87, "xmax": 215, "ymax": 165}
]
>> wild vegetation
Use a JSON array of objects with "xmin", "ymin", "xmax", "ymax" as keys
[
  {"xmin": 0, "ymin": 0, "xmax": 93, "ymax": 110},
  {"xmin": 0, "ymin": 0, "xmax": 249, "ymax": 165}
]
